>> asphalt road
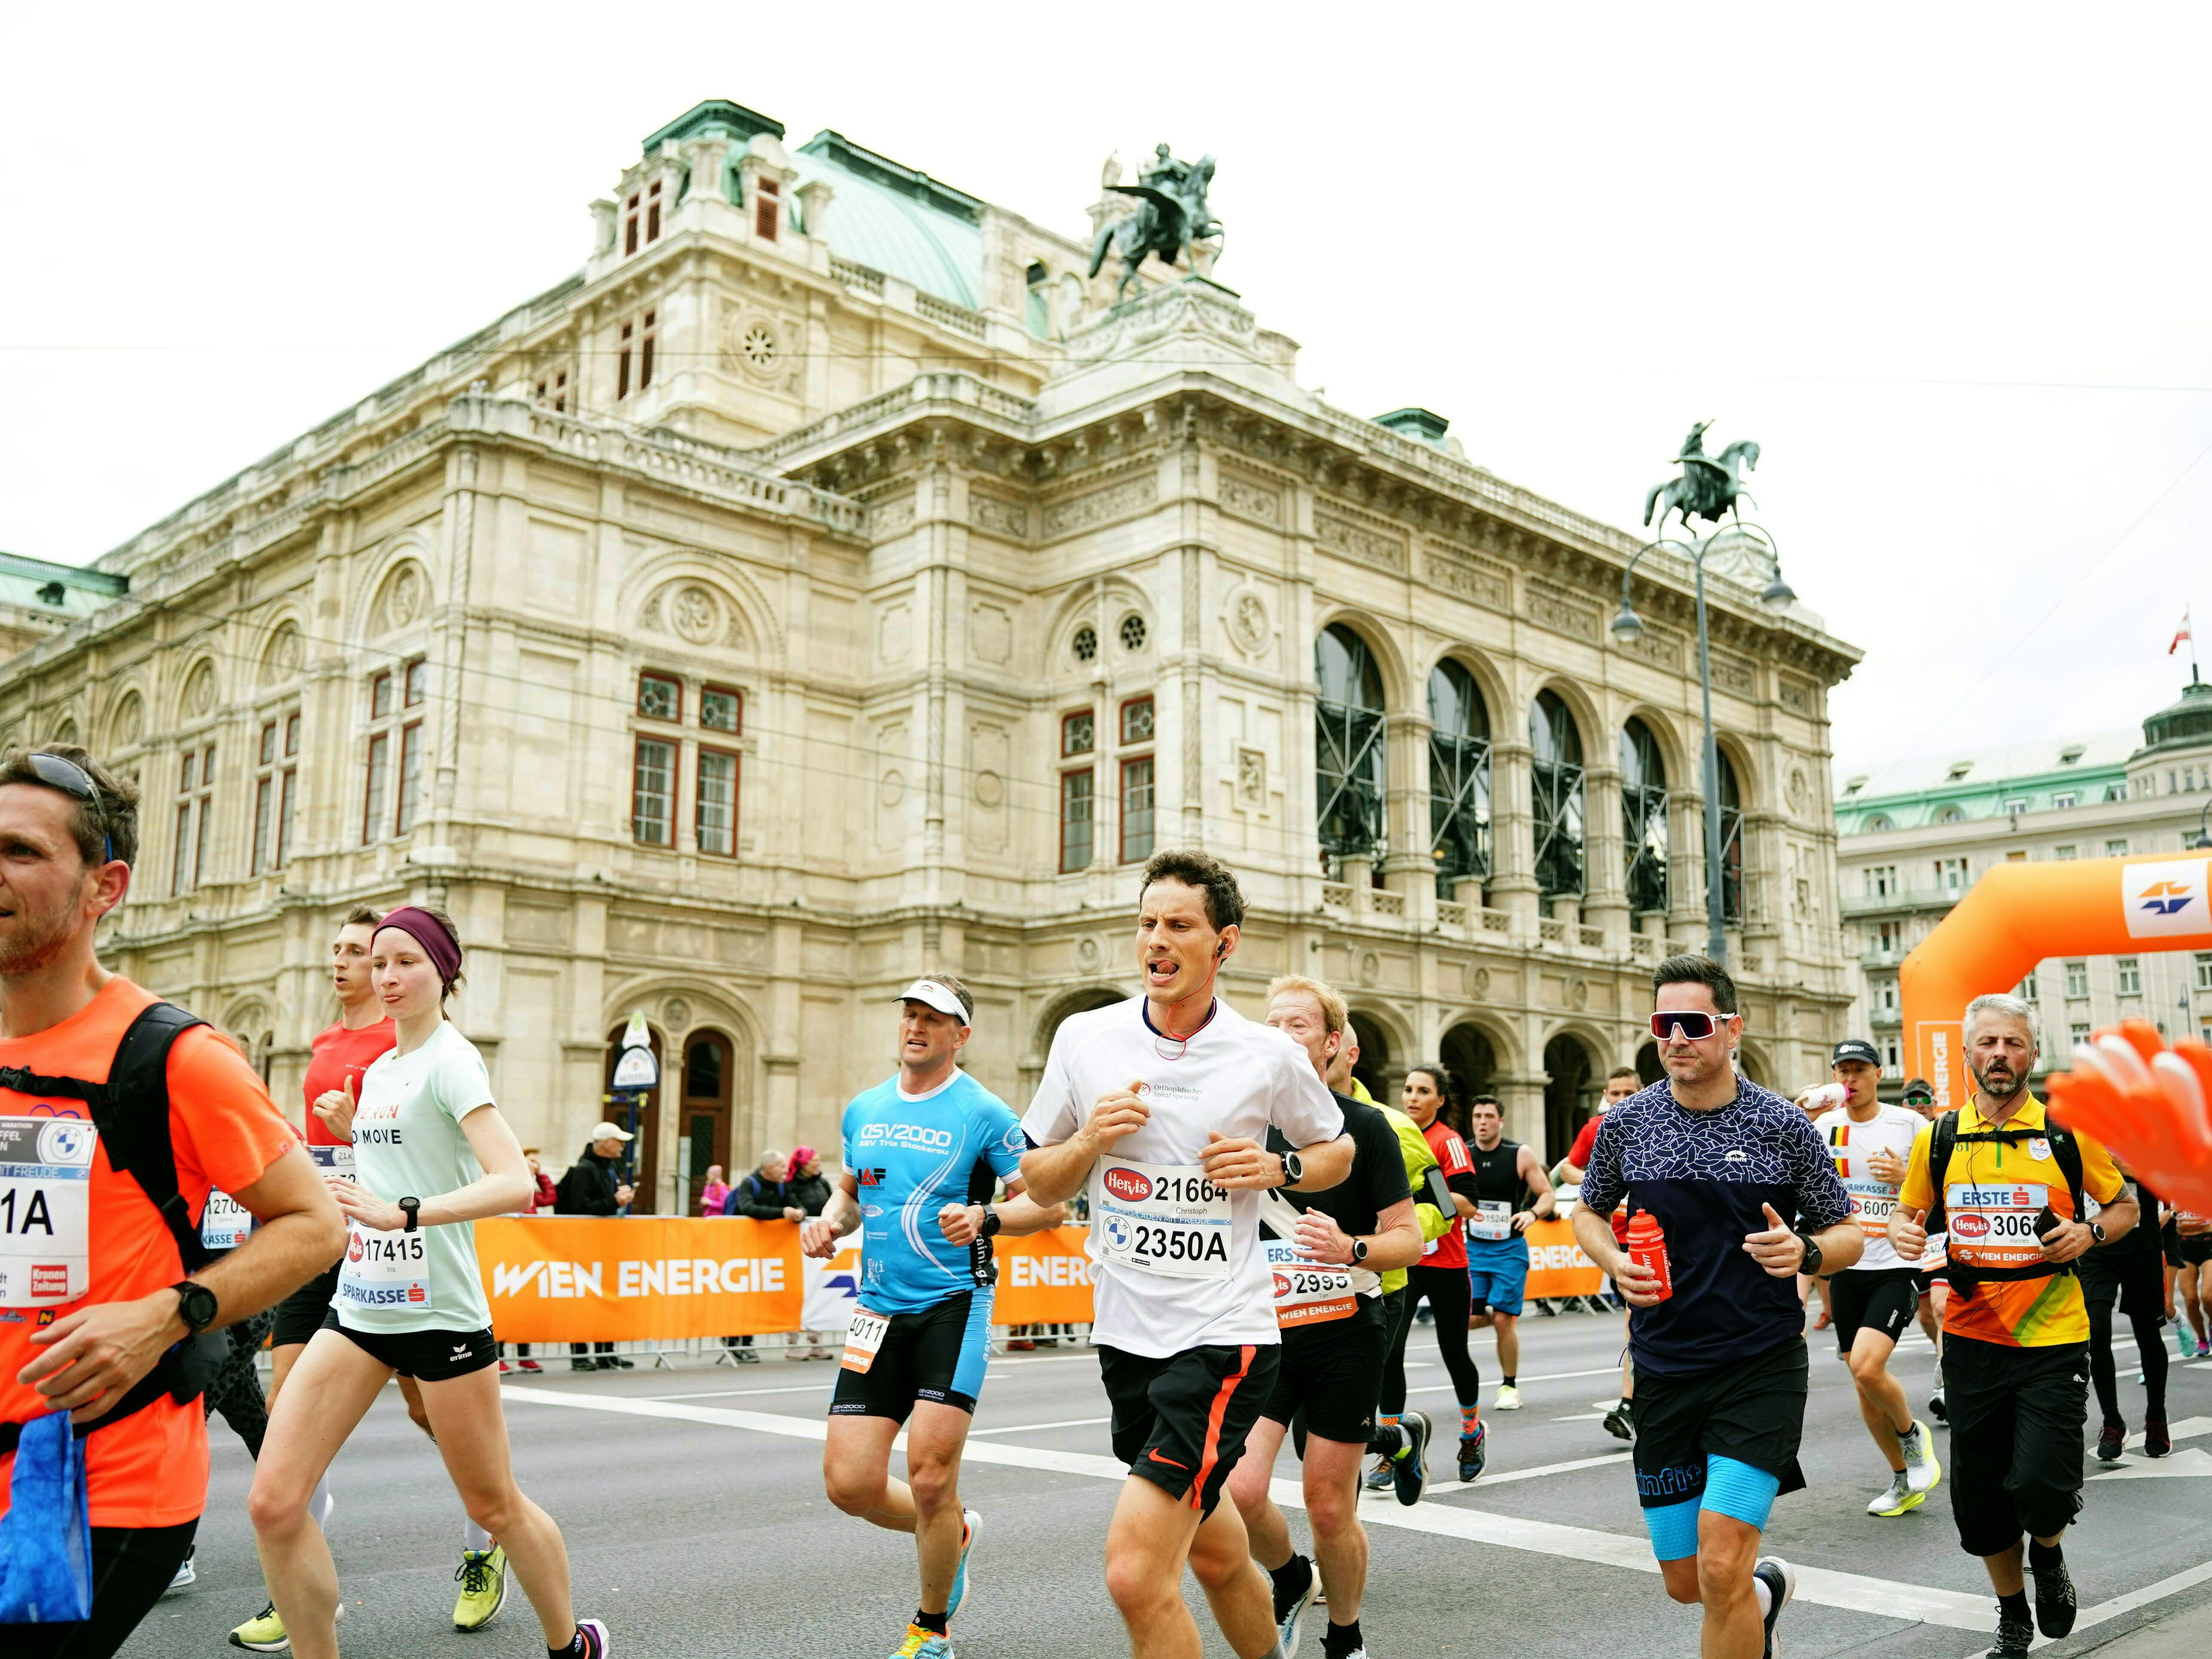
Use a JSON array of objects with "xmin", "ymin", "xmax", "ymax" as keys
[{"xmin": 134, "ymin": 1307, "xmax": 2212, "ymax": 1659}]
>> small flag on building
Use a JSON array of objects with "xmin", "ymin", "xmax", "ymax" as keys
[{"xmin": 2171, "ymin": 607, "xmax": 2193, "ymax": 655}]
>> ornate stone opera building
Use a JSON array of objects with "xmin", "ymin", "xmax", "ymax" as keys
[{"xmin": 0, "ymin": 100, "xmax": 1863, "ymax": 1203}]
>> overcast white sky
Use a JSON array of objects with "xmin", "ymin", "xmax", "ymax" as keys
[{"xmin": 3, "ymin": 3, "xmax": 2205, "ymax": 775}]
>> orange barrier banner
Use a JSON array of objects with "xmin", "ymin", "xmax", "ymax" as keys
[
  {"xmin": 1522, "ymin": 1217, "xmax": 1606, "ymax": 1300},
  {"xmin": 989, "ymin": 1227, "xmax": 1097, "ymax": 1325},
  {"xmin": 477, "ymin": 1217, "xmax": 801, "ymax": 1342}
]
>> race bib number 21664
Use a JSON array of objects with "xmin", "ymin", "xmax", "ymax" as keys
[
  {"xmin": 1091, "ymin": 1159, "xmax": 1233, "ymax": 1280},
  {"xmin": 0, "ymin": 1116, "xmax": 96, "ymax": 1307}
]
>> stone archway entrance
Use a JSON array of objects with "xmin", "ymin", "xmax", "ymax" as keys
[
  {"xmin": 1347, "ymin": 1011, "xmax": 1393, "ymax": 1102},
  {"xmin": 1439, "ymin": 1023, "xmax": 1496, "ymax": 1135},
  {"xmin": 1541, "ymin": 1033, "xmax": 1598, "ymax": 1167}
]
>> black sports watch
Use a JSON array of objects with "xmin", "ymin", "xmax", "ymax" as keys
[
  {"xmin": 1795, "ymin": 1232, "xmax": 1824, "ymax": 1277},
  {"xmin": 1350, "ymin": 1237, "xmax": 1369, "ymax": 1265},
  {"xmin": 979, "ymin": 1207, "xmax": 1004, "ymax": 1240},
  {"xmin": 399, "ymin": 1196, "xmax": 422, "ymax": 1233},
  {"xmin": 2088, "ymin": 1221, "xmax": 2108, "ymax": 1246},
  {"xmin": 1277, "ymin": 1150, "xmax": 1303, "ymax": 1187},
  {"xmin": 170, "ymin": 1280, "xmax": 218, "ymax": 1336}
]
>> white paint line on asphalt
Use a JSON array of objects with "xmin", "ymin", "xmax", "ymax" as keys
[
  {"xmin": 1387, "ymin": 1451, "xmax": 1632, "ymax": 1491},
  {"xmin": 1956, "ymin": 1557, "xmax": 2212, "ymax": 1656},
  {"xmin": 636, "ymin": 1382, "xmax": 835, "ymax": 1401},
  {"xmin": 505, "ymin": 1385, "xmax": 1999, "ymax": 1632},
  {"xmin": 2121, "ymin": 1415, "xmax": 2212, "ymax": 1451},
  {"xmin": 970, "ymin": 1416, "xmax": 1114, "ymax": 1437},
  {"xmin": 1404, "ymin": 1362, "xmax": 1623, "ymax": 1398},
  {"xmin": 2089, "ymin": 1447, "xmax": 2212, "ymax": 1479}
]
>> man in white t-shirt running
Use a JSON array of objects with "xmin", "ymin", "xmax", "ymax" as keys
[
  {"xmin": 1809, "ymin": 1038, "xmax": 1942, "ymax": 1516},
  {"xmin": 1021, "ymin": 850, "xmax": 1353, "ymax": 1659}
]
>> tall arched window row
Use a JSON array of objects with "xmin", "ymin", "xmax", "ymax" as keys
[
  {"xmin": 1621, "ymin": 717, "xmax": 1669, "ymax": 916},
  {"xmin": 1717, "ymin": 749, "xmax": 1745, "ymax": 924},
  {"xmin": 1315, "ymin": 625, "xmax": 1387, "ymax": 876},
  {"xmin": 1530, "ymin": 690, "xmax": 1585, "ymax": 906},
  {"xmin": 1427, "ymin": 660, "xmax": 1491, "ymax": 898}
]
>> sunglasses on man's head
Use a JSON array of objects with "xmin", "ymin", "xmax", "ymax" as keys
[
  {"xmin": 22, "ymin": 752, "xmax": 114, "ymax": 862},
  {"xmin": 1649, "ymin": 1010, "xmax": 1734, "ymax": 1041}
]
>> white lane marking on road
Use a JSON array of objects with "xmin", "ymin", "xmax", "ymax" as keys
[
  {"xmin": 2122, "ymin": 1414, "xmax": 2212, "ymax": 1450},
  {"xmin": 969, "ymin": 1416, "xmax": 1114, "ymax": 1437},
  {"xmin": 1551, "ymin": 1413, "xmax": 1605, "ymax": 1422},
  {"xmin": 1404, "ymin": 1362, "xmax": 1623, "ymax": 1398},
  {"xmin": 506, "ymin": 1386, "xmax": 1999, "ymax": 1631},
  {"xmin": 1376, "ymin": 1451, "xmax": 1632, "ymax": 1490},
  {"xmin": 637, "ymin": 1382, "xmax": 834, "ymax": 1401},
  {"xmin": 2090, "ymin": 1446, "xmax": 2212, "ymax": 1479},
  {"xmin": 1956, "ymin": 1557, "xmax": 2212, "ymax": 1655}
]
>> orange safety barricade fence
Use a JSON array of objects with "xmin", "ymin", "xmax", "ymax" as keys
[
  {"xmin": 477, "ymin": 1217, "xmax": 801, "ymax": 1343},
  {"xmin": 1522, "ymin": 1216, "xmax": 1606, "ymax": 1300},
  {"xmin": 988, "ymin": 1227, "xmax": 1097, "ymax": 1325}
]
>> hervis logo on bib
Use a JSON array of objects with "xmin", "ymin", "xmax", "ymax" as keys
[
  {"xmin": 1103, "ymin": 1168, "xmax": 1154, "ymax": 1204},
  {"xmin": 1952, "ymin": 1214, "xmax": 1990, "ymax": 1239}
]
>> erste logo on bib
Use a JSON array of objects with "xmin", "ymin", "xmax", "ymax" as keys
[{"xmin": 1103, "ymin": 1167, "xmax": 1153, "ymax": 1204}]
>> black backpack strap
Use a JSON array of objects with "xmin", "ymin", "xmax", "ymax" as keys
[
  {"xmin": 1939, "ymin": 1115, "xmax": 2090, "ymax": 1295},
  {"xmin": 93, "ymin": 1003, "xmax": 212, "ymax": 1275},
  {"xmin": 1924, "ymin": 1111, "xmax": 1957, "ymax": 1235}
]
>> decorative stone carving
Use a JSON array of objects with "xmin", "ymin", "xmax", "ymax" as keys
[
  {"xmin": 1218, "ymin": 473, "xmax": 1281, "ymax": 524},
  {"xmin": 672, "ymin": 585, "xmax": 720, "ymax": 644},
  {"xmin": 109, "ymin": 691, "xmax": 144, "ymax": 749},
  {"xmin": 1569, "ymin": 977, "xmax": 1590, "ymax": 1010},
  {"xmin": 1043, "ymin": 473, "xmax": 1156, "ymax": 538},
  {"xmin": 1524, "ymin": 581, "xmax": 1599, "ymax": 641},
  {"xmin": 1623, "ymin": 623, "xmax": 1685, "ymax": 673},
  {"xmin": 261, "ymin": 622, "xmax": 303, "ymax": 685},
  {"xmin": 974, "ymin": 770, "xmax": 1004, "ymax": 807},
  {"xmin": 182, "ymin": 660, "xmax": 218, "ymax": 719},
  {"xmin": 970, "ymin": 494, "xmax": 1028, "ymax": 539},
  {"xmin": 1314, "ymin": 510, "xmax": 1407, "ymax": 573},
  {"xmin": 1467, "ymin": 964, "xmax": 1491, "ymax": 998},
  {"xmin": 1710, "ymin": 651, "xmax": 1758, "ymax": 696},
  {"xmin": 663, "ymin": 997, "xmax": 692, "ymax": 1030},
  {"xmin": 1426, "ymin": 546, "xmax": 1510, "ymax": 610},
  {"xmin": 1226, "ymin": 591, "xmax": 1269, "ymax": 655},
  {"xmin": 1778, "ymin": 675, "xmax": 1813, "ymax": 714},
  {"xmin": 872, "ymin": 494, "xmax": 916, "ymax": 537},
  {"xmin": 1786, "ymin": 767, "xmax": 1808, "ymax": 813},
  {"xmin": 725, "ymin": 315, "xmax": 783, "ymax": 381},
  {"xmin": 1236, "ymin": 747, "xmax": 1266, "ymax": 807},
  {"xmin": 374, "ymin": 562, "xmax": 427, "ymax": 634},
  {"xmin": 1077, "ymin": 936, "xmax": 1102, "ymax": 971},
  {"xmin": 1358, "ymin": 951, "xmax": 1380, "ymax": 988}
]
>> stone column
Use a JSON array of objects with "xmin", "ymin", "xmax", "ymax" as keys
[
  {"xmin": 1670, "ymin": 789, "xmax": 1709, "ymax": 953},
  {"xmin": 1490, "ymin": 738, "xmax": 1538, "ymax": 934},
  {"xmin": 1383, "ymin": 710, "xmax": 1435, "ymax": 923},
  {"xmin": 1583, "ymin": 762, "xmax": 1629, "ymax": 944},
  {"xmin": 1496, "ymin": 1069, "xmax": 1548, "ymax": 1150}
]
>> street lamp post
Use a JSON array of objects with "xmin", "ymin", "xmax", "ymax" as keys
[
  {"xmin": 2194, "ymin": 799, "xmax": 2211, "ymax": 850},
  {"xmin": 1609, "ymin": 524, "xmax": 1798, "ymax": 970}
]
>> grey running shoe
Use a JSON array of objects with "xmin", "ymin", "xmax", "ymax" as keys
[
  {"xmin": 1987, "ymin": 1606, "xmax": 2033, "ymax": 1659},
  {"xmin": 1394, "ymin": 1410, "xmax": 1431, "ymax": 1505},
  {"xmin": 1899, "ymin": 1419, "xmax": 1941, "ymax": 1493},
  {"xmin": 2031, "ymin": 1552, "xmax": 2077, "ymax": 1639}
]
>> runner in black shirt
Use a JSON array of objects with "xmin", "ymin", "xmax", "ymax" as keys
[
  {"xmin": 1574, "ymin": 955, "xmax": 1859, "ymax": 1659},
  {"xmin": 1224, "ymin": 976, "xmax": 1422, "ymax": 1659}
]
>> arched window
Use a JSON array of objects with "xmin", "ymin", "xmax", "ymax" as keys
[
  {"xmin": 1621, "ymin": 718, "xmax": 1669, "ymax": 916},
  {"xmin": 1025, "ymin": 261, "xmax": 1050, "ymax": 338},
  {"xmin": 1717, "ymin": 749, "xmax": 1745, "ymax": 924},
  {"xmin": 1530, "ymin": 690, "xmax": 1585, "ymax": 905},
  {"xmin": 1315, "ymin": 625, "xmax": 1386, "ymax": 874},
  {"xmin": 1427, "ymin": 661, "xmax": 1491, "ymax": 898}
]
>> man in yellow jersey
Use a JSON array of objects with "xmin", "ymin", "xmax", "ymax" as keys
[{"xmin": 1891, "ymin": 995, "xmax": 2136, "ymax": 1659}]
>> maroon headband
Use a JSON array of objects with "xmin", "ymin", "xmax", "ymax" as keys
[{"xmin": 376, "ymin": 906, "xmax": 462, "ymax": 987}]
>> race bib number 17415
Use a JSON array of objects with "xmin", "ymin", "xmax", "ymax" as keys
[{"xmin": 0, "ymin": 1116, "xmax": 96, "ymax": 1307}]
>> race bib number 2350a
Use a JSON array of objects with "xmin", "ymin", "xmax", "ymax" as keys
[
  {"xmin": 1092, "ymin": 1159, "xmax": 1232, "ymax": 1279},
  {"xmin": 0, "ymin": 1116, "xmax": 96, "ymax": 1307}
]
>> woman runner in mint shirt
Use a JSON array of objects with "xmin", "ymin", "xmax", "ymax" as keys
[{"xmin": 248, "ymin": 907, "xmax": 610, "ymax": 1659}]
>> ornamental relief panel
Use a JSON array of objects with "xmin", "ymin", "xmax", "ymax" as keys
[
  {"xmin": 1423, "ymin": 543, "xmax": 1510, "ymax": 612},
  {"xmin": 1313, "ymin": 507, "xmax": 1408, "ymax": 573},
  {"xmin": 1223, "ymin": 586, "xmax": 1273, "ymax": 658},
  {"xmin": 1620, "ymin": 621, "xmax": 1685, "ymax": 673},
  {"xmin": 370, "ymin": 560, "xmax": 430, "ymax": 636},
  {"xmin": 639, "ymin": 580, "xmax": 749, "ymax": 649},
  {"xmin": 1042, "ymin": 472, "xmax": 1157, "ymax": 539},
  {"xmin": 871, "ymin": 494, "xmax": 916, "ymax": 538},
  {"xmin": 969, "ymin": 493, "xmax": 1028, "ymax": 540},
  {"xmin": 1217, "ymin": 472, "xmax": 1282, "ymax": 526},
  {"xmin": 1710, "ymin": 650, "xmax": 1759, "ymax": 697},
  {"xmin": 1523, "ymin": 580, "xmax": 1599, "ymax": 642}
]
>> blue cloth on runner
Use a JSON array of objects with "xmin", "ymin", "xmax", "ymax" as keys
[
  {"xmin": 0, "ymin": 1410, "xmax": 94, "ymax": 1624},
  {"xmin": 842, "ymin": 1071, "xmax": 1027, "ymax": 1315}
]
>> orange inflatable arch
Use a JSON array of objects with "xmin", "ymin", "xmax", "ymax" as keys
[{"xmin": 1901, "ymin": 851, "xmax": 2212, "ymax": 1109}]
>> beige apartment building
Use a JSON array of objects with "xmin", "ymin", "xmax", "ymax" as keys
[
  {"xmin": 1835, "ymin": 676, "xmax": 2212, "ymax": 1090},
  {"xmin": 0, "ymin": 99, "xmax": 1863, "ymax": 1204}
]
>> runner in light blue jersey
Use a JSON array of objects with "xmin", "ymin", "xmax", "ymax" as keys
[{"xmin": 801, "ymin": 975, "xmax": 1067, "ymax": 1659}]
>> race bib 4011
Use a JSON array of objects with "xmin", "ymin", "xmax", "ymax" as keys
[
  {"xmin": 0, "ymin": 1116, "xmax": 97, "ymax": 1307},
  {"xmin": 1091, "ymin": 1159, "xmax": 1233, "ymax": 1280}
]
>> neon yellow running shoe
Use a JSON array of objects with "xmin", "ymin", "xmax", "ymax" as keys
[
  {"xmin": 890, "ymin": 1623, "xmax": 955, "ymax": 1658},
  {"xmin": 228, "ymin": 1601, "xmax": 288, "ymax": 1652},
  {"xmin": 453, "ymin": 1545, "xmax": 508, "ymax": 1631}
]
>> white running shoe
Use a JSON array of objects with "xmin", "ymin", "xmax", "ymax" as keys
[
  {"xmin": 1754, "ymin": 1556, "xmax": 1796, "ymax": 1659},
  {"xmin": 165, "ymin": 1548, "xmax": 196, "ymax": 1594},
  {"xmin": 1493, "ymin": 1383, "xmax": 1523, "ymax": 1411},
  {"xmin": 1899, "ymin": 1419, "xmax": 1941, "ymax": 1494}
]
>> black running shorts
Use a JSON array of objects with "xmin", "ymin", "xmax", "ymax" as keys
[
  {"xmin": 273, "ymin": 1261, "xmax": 342, "ymax": 1348},
  {"xmin": 322, "ymin": 1314, "xmax": 499, "ymax": 1381},
  {"xmin": 2174, "ymin": 1230, "xmax": 2212, "ymax": 1268},
  {"xmin": 829, "ymin": 1291, "xmax": 993, "ymax": 1422},
  {"xmin": 1630, "ymin": 1336, "xmax": 1808, "ymax": 1508},
  {"xmin": 1260, "ymin": 1296, "xmax": 1386, "ymax": 1446},
  {"xmin": 1943, "ymin": 1334, "xmax": 2087, "ymax": 1556},
  {"xmin": 1100, "ymin": 1341, "xmax": 1280, "ymax": 1518},
  {"xmin": 1827, "ymin": 1267, "xmax": 1925, "ymax": 1356}
]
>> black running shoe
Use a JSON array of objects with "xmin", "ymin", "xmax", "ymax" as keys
[
  {"xmin": 2145, "ymin": 1412, "xmax": 2172, "ymax": 1458},
  {"xmin": 1273, "ymin": 1554, "xmax": 1317, "ymax": 1655},
  {"xmin": 2096, "ymin": 1419, "xmax": 2126, "ymax": 1463},
  {"xmin": 1602, "ymin": 1401, "xmax": 1634, "ymax": 1443},
  {"xmin": 1753, "ymin": 1556, "xmax": 1794, "ymax": 1659},
  {"xmin": 1456, "ymin": 1421, "xmax": 1487, "ymax": 1483},
  {"xmin": 2031, "ymin": 1552, "xmax": 2077, "ymax": 1639},
  {"xmin": 1927, "ymin": 1386, "xmax": 1947, "ymax": 1426},
  {"xmin": 1393, "ymin": 1411, "xmax": 1430, "ymax": 1506},
  {"xmin": 1987, "ymin": 1606, "xmax": 2034, "ymax": 1659}
]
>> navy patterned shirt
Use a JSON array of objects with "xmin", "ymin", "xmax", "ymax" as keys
[{"xmin": 1581, "ymin": 1075, "xmax": 1851, "ymax": 1377}]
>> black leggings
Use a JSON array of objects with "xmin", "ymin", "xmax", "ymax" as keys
[
  {"xmin": 2086, "ymin": 1289, "xmax": 2170, "ymax": 1423},
  {"xmin": 203, "ymin": 1308, "xmax": 274, "ymax": 1459},
  {"xmin": 11, "ymin": 1519, "xmax": 198, "ymax": 1658},
  {"xmin": 1380, "ymin": 1264, "xmax": 1481, "ymax": 1416}
]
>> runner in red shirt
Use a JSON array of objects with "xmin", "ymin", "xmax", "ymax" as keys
[
  {"xmin": 0, "ymin": 746, "xmax": 340, "ymax": 1659},
  {"xmin": 1561, "ymin": 1065, "xmax": 1645, "ymax": 1440}
]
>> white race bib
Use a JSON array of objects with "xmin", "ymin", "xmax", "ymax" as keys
[
  {"xmin": 1264, "ymin": 1238, "xmax": 1359, "ymax": 1328},
  {"xmin": 334, "ymin": 1221, "xmax": 431, "ymax": 1312},
  {"xmin": 200, "ymin": 1189, "xmax": 253, "ymax": 1252},
  {"xmin": 1091, "ymin": 1159, "xmax": 1232, "ymax": 1280},
  {"xmin": 1947, "ymin": 1182, "xmax": 2050, "ymax": 1269},
  {"xmin": 841, "ymin": 1307, "xmax": 890, "ymax": 1374},
  {"xmin": 1844, "ymin": 1178, "xmax": 1898, "ymax": 1240},
  {"xmin": 1469, "ymin": 1200, "xmax": 1514, "ymax": 1242},
  {"xmin": 0, "ymin": 1116, "xmax": 96, "ymax": 1307},
  {"xmin": 309, "ymin": 1143, "xmax": 356, "ymax": 1178}
]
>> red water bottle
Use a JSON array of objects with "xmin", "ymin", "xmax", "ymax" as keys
[{"xmin": 1626, "ymin": 1210, "xmax": 1673, "ymax": 1302}]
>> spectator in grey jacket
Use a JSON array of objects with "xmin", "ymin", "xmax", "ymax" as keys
[{"xmin": 558, "ymin": 1122, "xmax": 634, "ymax": 1370}]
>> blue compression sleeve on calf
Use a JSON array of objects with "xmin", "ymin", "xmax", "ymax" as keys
[
  {"xmin": 1643, "ymin": 1496, "xmax": 1701, "ymax": 1561},
  {"xmin": 1700, "ymin": 1456, "xmax": 1781, "ymax": 1532}
]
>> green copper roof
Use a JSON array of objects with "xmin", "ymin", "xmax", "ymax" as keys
[
  {"xmin": 1374, "ymin": 408, "xmax": 1450, "ymax": 445},
  {"xmin": 791, "ymin": 131, "xmax": 984, "ymax": 310},
  {"xmin": 2139, "ymin": 677, "xmax": 2212, "ymax": 757},
  {"xmin": 643, "ymin": 99, "xmax": 784, "ymax": 154}
]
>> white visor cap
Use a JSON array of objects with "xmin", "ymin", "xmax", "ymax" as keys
[{"xmin": 897, "ymin": 978, "xmax": 970, "ymax": 1024}]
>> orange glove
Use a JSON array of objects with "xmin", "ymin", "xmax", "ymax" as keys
[{"xmin": 2045, "ymin": 1019, "xmax": 2212, "ymax": 1215}]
